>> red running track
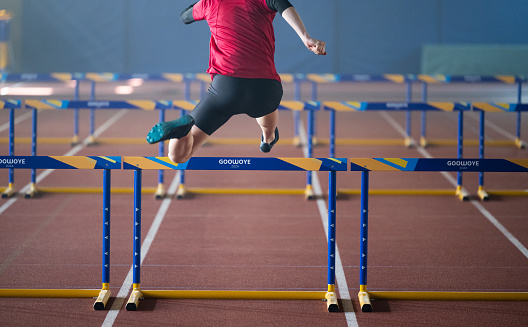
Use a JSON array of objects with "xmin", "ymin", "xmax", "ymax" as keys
[{"xmin": 1, "ymin": 84, "xmax": 528, "ymax": 326}]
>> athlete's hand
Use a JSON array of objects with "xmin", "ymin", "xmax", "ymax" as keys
[{"xmin": 305, "ymin": 38, "xmax": 326, "ymax": 55}]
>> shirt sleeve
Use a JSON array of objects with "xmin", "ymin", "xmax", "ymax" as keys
[
  {"xmin": 266, "ymin": 0, "xmax": 293, "ymax": 14},
  {"xmin": 181, "ymin": 1, "xmax": 207, "ymax": 24}
]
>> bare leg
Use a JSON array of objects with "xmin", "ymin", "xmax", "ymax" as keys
[
  {"xmin": 256, "ymin": 110, "xmax": 278, "ymax": 143},
  {"xmin": 168, "ymin": 125, "xmax": 209, "ymax": 164}
]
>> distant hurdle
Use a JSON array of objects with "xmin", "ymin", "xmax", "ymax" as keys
[
  {"xmin": 349, "ymin": 158, "xmax": 528, "ymax": 312},
  {"xmin": 0, "ymin": 155, "xmax": 121, "ymax": 310},
  {"xmin": 121, "ymin": 156, "xmax": 348, "ymax": 312}
]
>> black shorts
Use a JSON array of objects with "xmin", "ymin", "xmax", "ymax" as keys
[{"xmin": 189, "ymin": 74, "xmax": 283, "ymax": 135}]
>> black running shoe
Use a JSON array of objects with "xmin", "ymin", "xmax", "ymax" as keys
[
  {"xmin": 146, "ymin": 115, "xmax": 194, "ymax": 144},
  {"xmin": 260, "ymin": 127, "xmax": 279, "ymax": 153}
]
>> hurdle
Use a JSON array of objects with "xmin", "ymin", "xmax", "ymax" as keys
[
  {"xmin": 0, "ymin": 155, "xmax": 121, "ymax": 310},
  {"xmin": 349, "ymin": 158, "xmax": 528, "ymax": 312},
  {"xmin": 472, "ymin": 103, "xmax": 528, "ymax": 200},
  {"xmin": 324, "ymin": 102, "xmax": 472, "ymax": 200},
  {"xmin": 409, "ymin": 75, "xmax": 526, "ymax": 148},
  {"xmin": 121, "ymin": 156, "xmax": 347, "ymax": 312}
]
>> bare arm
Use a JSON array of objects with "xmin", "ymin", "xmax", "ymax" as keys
[{"xmin": 281, "ymin": 6, "xmax": 326, "ymax": 55}]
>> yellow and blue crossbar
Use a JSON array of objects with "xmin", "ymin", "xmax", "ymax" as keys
[
  {"xmin": 323, "ymin": 101, "xmax": 470, "ymax": 112},
  {"xmin": 122, "ymin": 156, "xmax": 347, "ymax": 171}
]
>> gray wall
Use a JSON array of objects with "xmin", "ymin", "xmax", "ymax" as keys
[{"xmin": 1, "ymin": 0, "xmax": 527, "ymax": 74}]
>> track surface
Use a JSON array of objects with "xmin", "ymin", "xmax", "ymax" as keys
[{"xmin": 1, "ymin": 82, "xmax": 527, "ymax": 326}]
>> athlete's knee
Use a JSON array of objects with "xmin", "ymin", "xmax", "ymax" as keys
[{"xmin": 168, "ymin": 150, "xmax": 191, "ymax": 164}]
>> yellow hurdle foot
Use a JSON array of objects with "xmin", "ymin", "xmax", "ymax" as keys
[
  {"xmin": 126, "ymin": 289, "xmax": 143, "ymax": 311},
  {"xmin": 70, "ymin": 135, "xmax": 79, "ymax": 146},
  {"xmin": 455, "ymin": 186, "xmax": 470, "ymax": 201},
  {"xmin": 515, "ymin": 138, "xmax": 527, "ymax": 149},
  {"xmin": 2, "ymin": 184, "xmax": 15, "ymax": 198},
  {"xmin": 176, "ymin": 184, "xmax": 187, "ymax": 199},
  {"xmin": 292, "ymin": 136, "xmax": 302, "ymax": 147},
  {"xmin": 93, "ymin": 289, "xmax": 111, "ymax": 310},
  {"xmin": 25, "ymin": 183, "xmax": 39, "ymax": 198},
  {"xmin": 404, "ymin": 137, "xmax": 415, "ymax": 148},
  {"xmin": 478, "ymin": 186, "xmax": 489, "ymax": 201},
  {"xmin": 87, "ymin": 135, "xmax": 97, "ymax": 146},
  {"xmin": 420, "ymin": 137, "xmax": 428, "ymax": 148},
  {"xmin": 325, "ymin": 292, "xmax": 339, "ymax": 312},
  {"xmin": 154, "ymin": 183, "xmax": 165, "ymax": 200},
  {"xmin": 305, "ymin": 185, "xmax": 314, "ymax": 200},
  {"xmin": 358, "ymin": 291, "xmax": 373, "ymax": 312}
]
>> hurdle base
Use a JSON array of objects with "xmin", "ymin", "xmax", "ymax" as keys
[
  {"xmin": 478, "ymin": 187, "xmax": 489, "ymax": 201},
  {"xmin": 176, "ymin": 184, "xmax": 187, "ymax": 199},
  {"xmin": 515, "ymin": 138, "xmax": 527, "ymax": 149},
  {"xmin": 87, "ymin": 135, "xmax": 97, "ymax": 146},
  {"xmin": 126, "ymin": 289, "xmax": 143, "ymax": 311},
  {"xmin": 70, "ymin": 135, "xmax": 79, "ymax": 146},
  {"xmin": 420, "ymin": 137, "xmax": 428, "ymax": 148},
  {"xmin": 25, "ymin": 183, "xmax": 39, "ymax": 199},
  {"xmin": 292, "ymin": 136, "xmax": 302, "ymax": 147},
  {"xmin": 1, "ymin": 184, "xmax": 15, "ymax": 198},
  {"xmin": 325, "ymin": 291, "xmax": 339, "ymax": 312},
  {"xmin": 358, "ymin": 292, "xmax": 373, "ymax": 312},
  {"xmin": 154, "ymin": 183, "xmax": 165, "ymax": 200},
  {"xmin": 404, "ymin": 137, "xmax": 415, "ymax": 148},
  {"xmin": 455, "ymin": 186, "xmax": 470, "ymax": 201},
  {"xmin": 93, "ymin": 289, "xmax": 111, "ymax": 310},
  {"xmin": 305, "ymin": 184, "xmax": 314, "ymax": 200}
]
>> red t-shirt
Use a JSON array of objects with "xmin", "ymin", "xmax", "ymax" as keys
[{"xmin": 192, "ymin": 0, "xmax": 281, "ymax": 82}]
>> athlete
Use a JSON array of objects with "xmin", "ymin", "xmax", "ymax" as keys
[{"xmin": 146, "ymin": 0, "xmax": 326, "ymax": 163}]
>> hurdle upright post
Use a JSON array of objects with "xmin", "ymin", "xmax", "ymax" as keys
[
  {"xmin": 127, "ymin": 169, "xmax": 143, "ymax": 311},
  {"xmin": 325, "ymin": 169, "xmax": 338, "ymax": 311},
  {"xmin": 515, "ymin": 80, "xmax": 526, "ymax": 149},
  {"xmin": 420, "ymin": 81, "xmax": 428, "ymax": 147},
  {"xmin": 404, "ymin": 79, "xmax": 413, "ymax": 147},
  {"xmin": 358, "ymin": 170, "xmax": 372, "ymax": 312},
  {"xmin": 2, "ymin": 107, "xmax": 15, "ymax": 198},
  {"xmin": 72, "ymin": 78, "xmax": 80, "ymax": 145},
  {"xmin": 94, "ymin": 168, "xmax": 112, "ymax": 310},
  {"xmin": 155, "ymin": 108, "xmax": 166, "ymax": 199},
  {"xmin": 25, "ymin": 108, "xmax": 38, "ymax": 198}
]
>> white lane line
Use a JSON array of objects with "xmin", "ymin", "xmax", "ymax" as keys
[
  {"xmin": 299, "ymin": 122, "xmax": 359, "ymax": 326},
  {"xmin": 380, "ymin": 111, "xmax": 528, "ymax": 260},
  {"xmin": 0, "ymin": 109, "xmax": 129, "ymax": 216},
  {"xmin": 102, "ymin": 171, "xmax": 181, "ymax": 327}
]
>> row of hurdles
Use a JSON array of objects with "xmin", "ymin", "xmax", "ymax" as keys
[
  {"xmin": 1, "ymin": 72, "xmax": 526, "ymax": 149},
  {"xmin": 2, "ymin": 99, "xmax": 527, "ymax": 201},
  {"xmin": 1, "ymin": 155, "xmax": 527, "ymax": 312}
]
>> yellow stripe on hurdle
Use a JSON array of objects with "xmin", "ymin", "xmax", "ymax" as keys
[
  {"xmin": 350, "ymin": 159, "xmax": 401, "ymax": 171},
  {"xmin": 162, "ymin": 73, "xmax": 184, "ymax": 83},
  {"xmin": 123, "ymin": 156, "xmax": 180, "ymax": 170},
  {"xmin": 49, "ymin": 156, "xmax": 98, "ymax": 169},
  {"xmin": 140, "ymin": 290, "xmax": 327, "ymax": 300},
  {"xmin": 278, "ymin": 158, "xmax": 324, "ymax": 171},
  {"xmin": 383, "ymin": 74, "xmax": 405, "ymax": 83},
  {"xmin": 172, "ymin": 100, "xmax": 196, "ymax": 110},
  {"xmin": 25, "ymin": 100, "xmax": 62, "ymax": 110},
  {"xmin": 368, "ymin": 291, "xmax": 528, "ymax": 301},
  {"xmin": 0, "ymin": 289, "xmax": 102, "ymax": 298},
  {"xmin": 85, "ymin": 73, "xmax": 115, "ymax": 82},
  {"xmin": 50, "ymin": 73, "xmax": 74, "ymax": 81},
  {"xmin": 495, "ymin": 75, "xmax": 516, "ymax": 84},
  {"xmin": 280, "ymin": 101, "xmax": 309, "ymax": 111},
  {"xmin": 127, "ymin": 100, "xmax": 158, "ymax": 110},
  {"xmin": 279, "ymin": 74, "xmax": 294, "ymax": 83},
  {"xmin": 429, "ymin": 102, "xmax": 457, "ymax": 111},
  {"xmin": 416, "ymin": 74, "xmax": 447, "ymax": 83},
  {"xmin": 324, "ymin": 101, "xmax": 362, "ymax": 111},
  {"xmin": 473, "ymin": 103, "xmax": 510, "ymax": 112}
]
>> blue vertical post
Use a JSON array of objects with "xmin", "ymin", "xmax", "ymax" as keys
[
  {"xmin": 359, "ymin": 171, "xmax": 369, "ymax": 291},
  {"xmin": 421, "ymin": 82, "xmax": 428, "ymax": 146},
  {"xmin": 89, "ymin": 80, "xmax": 96, "ymax": 143},
  {"xmin": 479, "ymin": 110, "xmax": 485, "ymax": 188},
  {"xmin": 8, "ymin": 107, "xmax": 14, "ymax": 185},
  {"xmin": 73, "ymin": 79, "xmax": 80, "ymax": 144},
  {"xmin": 102, "ymin": 169, "xmax": 111, "ymax": 286},
  {"xmin": 311, "ymin": 81, "xmax": 317, "ymax": 139},
  {"xmin": 327, "ymin": 170, "xmax": 336, "ymax": 289},
  {"xmin": 516, "ymin": 81, "xmax": 522, "ymax": 146},
  {"xmin": 405, "ymin": 80, "xmax": 412, "ymax": 145},
  {"xmin": 457, "ymin": 110, "xmax": 464, "ymax": 189},
  {"xmin": 157, "ymin": 108, "xmax": 166, "ymax": 198},
  {"xmin": 27, "ymin": 108, "xmax": 38, "ymax": 197},
  {"xmin": 329, "ymin": 110, "xmax": 336, "ymax": 158},
  {"xmin": 133, "ymin": 169, "xmax": 142, "ymax": 288},
  {"xmin": 294, "ymin": 79, "xmax": 301, "ymax": 145}
]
